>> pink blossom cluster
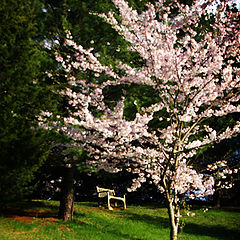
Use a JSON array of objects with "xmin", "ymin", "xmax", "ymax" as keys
[
  {"xmin": 174, "ymin": 162, "xmax": 215, "ymax": 198},
  {"xmin": 207, "ymin": 160, "xmax": 240, "ymax": 190}
]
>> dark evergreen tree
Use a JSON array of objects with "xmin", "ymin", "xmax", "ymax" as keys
[{"xmin": 0, "ymin": 0, "xmax": 53, "ymax": 207}]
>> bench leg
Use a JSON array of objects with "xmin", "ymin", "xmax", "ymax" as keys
[
  {"xmin": 123, "ymin": 195, "xmax": 126, "ymax": 209},
  {"xmin": 108, "ymin": 195, "xmax": 113, "ymax": 210}
]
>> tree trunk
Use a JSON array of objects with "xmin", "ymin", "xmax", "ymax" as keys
[
  {"xmin": 163, "ymin": 177, "xmax": 180, "ymax": 240},
  {"xmin": 167, "ymin": 199, "xmax": 180, "ymax": 240},
  {"xmin": 58, "ymin": 164, "xmax": 75, "ymax": 221}
]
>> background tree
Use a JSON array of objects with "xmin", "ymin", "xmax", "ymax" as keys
[{"xmin": 0, "ymin": 0, "xmax": 54, "ymax": 207}]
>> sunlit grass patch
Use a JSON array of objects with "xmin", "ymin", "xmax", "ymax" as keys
[{"xmin": 0, "ymin": 201, "xmax": 239, "ymax": 240}]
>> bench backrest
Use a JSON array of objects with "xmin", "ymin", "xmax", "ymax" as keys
[{"xmin": 96, "ymin": 186, "xmax": 115, "ymax": 198}]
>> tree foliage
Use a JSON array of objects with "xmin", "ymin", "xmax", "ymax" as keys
[{"xmin": 0, "ymin": 0, "xmax": 53, "ymax": 205}]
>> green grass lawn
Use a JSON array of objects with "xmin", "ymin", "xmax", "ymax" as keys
[{"xmin": 0, "ymin": 200, "xmax": 239, "ymax": 240}]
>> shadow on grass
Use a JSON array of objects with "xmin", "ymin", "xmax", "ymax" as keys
[
  {"xmin": 123, "ymin": 211, "xmax": 240, "ymax": 240},
  {"xmin": 182, "ymin": 222, "xmax": 240, "ymax": 240},
  {"xmin": 102, "ymin": 229, "xmax": 143, "ymax": 240},
  {"xmin": 76, "ymin": 202, "xmax": 97, "ymax": 207},
  {"xmin": 124, "ymin": 211, "xmax": 169, "ymax": 229},
  {"xmin": 0, "ymin": 200, "xmax": 59, "ymax": 219}
]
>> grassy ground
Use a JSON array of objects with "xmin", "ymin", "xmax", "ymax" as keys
[{"xmin": 0, "ymin": 200, "xmax": 239, "ymax": 240}]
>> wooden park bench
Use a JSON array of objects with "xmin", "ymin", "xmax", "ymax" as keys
[{"xmin": 96, "ymin": 186, "xmax": 126, "ymax": 210}]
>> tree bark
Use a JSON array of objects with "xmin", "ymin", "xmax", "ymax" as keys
[
  {"xmin": 167, "ymin": 200, "xmax": 179, "ymax": 240},
  {"xmin": 163, "ymin": 177, "xmax": 180, "ymax": 240},
  {"xmin": 58, "ymin": 164, "xmax": 75, "ymax": 221}
]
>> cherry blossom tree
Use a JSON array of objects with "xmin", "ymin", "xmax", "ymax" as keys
[{"xmin": 40, "ymin": 0, "xmax": 240, "ymax": 239}]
